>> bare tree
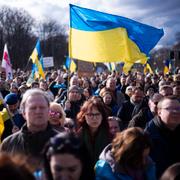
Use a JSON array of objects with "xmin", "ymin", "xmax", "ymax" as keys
[
  {"xmin": 36, "ymin": 19, "xmax": 67, "ymax": 68},
  {"xmin": 0, "ymin": 6, "xmax": 36, "ymax": 69},
  {"xmin": 175, "ymin": 32, "xmax": 180, "ymax": 43}
]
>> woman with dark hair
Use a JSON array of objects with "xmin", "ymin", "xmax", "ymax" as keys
[
  {"xmin": 107, "ymin": 116, "xmax": 122, "ymax": 139},
  {"xmin": 83, "ymin": 87, "xmax": 92, "ymax": 100},
  {"xmin": 95, "ymin": 127, "xmax": 156, "ymax": 180},
  {"xmin": 77, "ymin": 96, "xmax": 110, "ymax": 169},
  {"xmin": 100, "ymin": 91, "xmax": 119, "ymax": 116},
  {"xmin": 43, "ymin": 132, "xmax": 94, "ymax": 180}
]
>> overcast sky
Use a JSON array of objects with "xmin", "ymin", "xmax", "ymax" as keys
[{"xmin": 0, "ymin": 0, "xmax": 180, "ymax": 48}]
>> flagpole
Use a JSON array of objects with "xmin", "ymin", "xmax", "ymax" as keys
[
  {"xmin": 24, "ymin": 58, "xmax": 31, "ymax": 72},
  {"xmin": 67, "ymin": 59, "xmax": 71, "ymax": 91}
]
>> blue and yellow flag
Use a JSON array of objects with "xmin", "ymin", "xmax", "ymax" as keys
[
  {"xmin": 26, "ymin": 64, "xmax": 37, "ymax": 87},
  {"xmin": 111, "ymin": 63, "xmax": 116, "ymax": 71},
  {"xmin": 64, "ymin": 56, "xmax": 71, "ymax": 70},
  {"xmin": 164, "ymin": 59, "xmax": 171, "ymax": 74},
  {"xmin": 105, "ymin": 62, "xmax": 116, "ymax": 72},
  {"xmin": 30, "ymin": 40, "xmax": 45, "ymax": 79},
  {"xmin": 118, "ymin": 62, "xmax": 125, "ymax": 73},
  {"xmin": 144, "ymin": 60, "xmax": 153, "ymax": 74},
  {"xmin": 64, "ymin": 56, "xmax": 77, "ymax": 73},
  {"xmin": 69, "ymin": 4, "xmax": 164, "ymax": 69}
]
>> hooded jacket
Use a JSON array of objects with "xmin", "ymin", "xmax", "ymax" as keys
[{"xmin": 95, "ymin": 144, "xmax": 157, "ymax": 180}]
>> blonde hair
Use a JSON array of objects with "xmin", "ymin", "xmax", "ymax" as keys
[{"xmin": 50, "ymin": 102, "xmax": 66, "ymax": 125}]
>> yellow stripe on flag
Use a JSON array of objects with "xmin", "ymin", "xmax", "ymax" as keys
[
  {"xmin": 69, "ymin": 27, "xmax": 147, "ymax": 64},
  {"xmin": 70, "ymin": 60, "xmax": 77, "ymax": 73}
]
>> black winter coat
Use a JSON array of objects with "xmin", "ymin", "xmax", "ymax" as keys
[{"xmin": 145, "ymin": 117, "xmax": 180, "ymax": 178}]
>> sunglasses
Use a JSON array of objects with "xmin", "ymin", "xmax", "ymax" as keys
[
  {"xmin": 49, "ymin": 110, "xmax": 62, "ymax": 118},
  {"xmin": 108, "ymin": 117, "xmax": 119, "ymax": 121}
]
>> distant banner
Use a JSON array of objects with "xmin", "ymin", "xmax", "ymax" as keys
[{"xmin": 43, "ymin": 57, "xmax": 54, "ymax": 68}]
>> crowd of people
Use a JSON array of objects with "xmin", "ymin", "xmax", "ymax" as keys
[{"xmin": 0, "ymin": 67, "xmax": 180, "ymax": 180}]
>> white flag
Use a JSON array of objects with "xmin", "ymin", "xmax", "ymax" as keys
[{"xmin": 1, "ymin": 44, "xmax": 13, "ymax": 80}]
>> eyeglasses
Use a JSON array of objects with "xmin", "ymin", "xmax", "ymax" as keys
[
  {"xmin": 161, "ymin": 107, "xmax": 180, "ymax": 112},
  {"xmin": 49, "ymin": 110, "xmax": 62, "ymax": 118},
  {"xmin": 85, "ymin": 113, "xmax": 101, "ymax": 118}
]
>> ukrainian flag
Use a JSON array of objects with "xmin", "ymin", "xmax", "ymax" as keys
[
  {"xmin": 111, "ymin": 63, "xmax": 116, "ymax": 71},
  {"xmin": 164, "ymin": 59, "xmax": 171, "ymax": 74},
  {"xmin": 64, "ymin": 56, "xmax": 77, "ymax": 73},
  {"xmin": 144, "ymin": 60, "xmax": 153, "ymax": 74},
  {"xmin": 30, "ymin": 40, "xmax": 45, "ymax": 79},
  {"xmin": 118, "ymin": 62, "xmax": 124, "ymax": 73},
  {"xmin": 69, "ymin": 4, "xmax": 164, "ymax": 68},
  {"xmin": 105, "ymin": 62, "xmax": 116, "ymax": 71}
]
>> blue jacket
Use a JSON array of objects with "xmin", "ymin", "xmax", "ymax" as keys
[
  {"xmin": 95, "ymin": 144, "xmax": 156, "ymax": 180},
  {"xmin": 95, "ymin": 159, "xmax": 156, "ymax": 180}
]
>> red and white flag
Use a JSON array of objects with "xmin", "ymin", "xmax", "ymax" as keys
[{"xmin": 1, "ymin": 43, "xmax": 13, "ymax": 80}]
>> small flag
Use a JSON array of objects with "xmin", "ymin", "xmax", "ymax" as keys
[
  {"xmin": 64, "ymin": 56, "xmax": 77, "ymax": 73},
  {"xmin": 30, "ymin": 40, "xmax": 45, "ymax": 79},
  {"xmin": 64, "ymin": 56, "xmax": 71, "ymax": 70},
  {"xmin": 164, "ymin": 59, "xmax": 171, "ymax": 74},
  {"xmin": 26, "ymin": 72, "xmax": 35, "ymax": 87},
  {"xmin": 111, "ymin": 63, "xmax": 116, "ymax": 71},
  {"xmin": 105, "ymin": 62, "xmax": 116, "ymax": 71},
  {"xmin": 144, "ymin": 60, "xmax": 153, "ymax": 74},
  {"xmin": 123, "ymin": 62, "xmax": 133, "ymax": 74},
  {"xmin": 1, "ymin": 44, "xmax": 13, "ymax": 80},
  {"xmin": 119, "ymin": 62, "xmax": 125, "ymax": 73}
]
